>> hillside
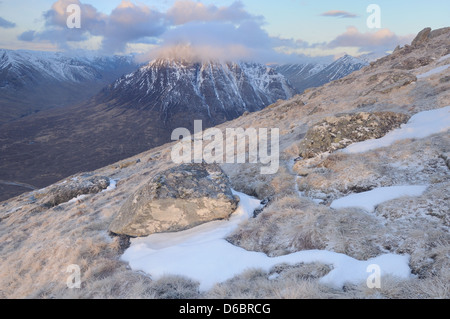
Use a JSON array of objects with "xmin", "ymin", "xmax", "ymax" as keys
[
  {"xmin": 0, "ymin": 59, "xmax": 293, "ymax": 202},
  {"xmin": 0, "ymin": 27, "xmax": 449, "ymax": 299}
]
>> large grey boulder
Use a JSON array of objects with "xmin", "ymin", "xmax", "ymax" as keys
[
  {"xmin": 109, "ymin": 163, "xmax": 239, "ymax": 237},
  {"xmin": 298, "ymin": 112, "xmax": 410, "ymax": 159}
]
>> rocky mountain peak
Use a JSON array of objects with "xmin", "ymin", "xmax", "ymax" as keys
[{"xmin": 104, "ymin": 58, "xmax": 295, "ymax": 123}]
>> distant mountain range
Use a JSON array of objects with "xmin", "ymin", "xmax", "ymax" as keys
[
  {"xmin": 0, "ymin": 49, "xmax": 138, "ymax": 125},
  {"xmin": 275, "ymin": 54, "xmax": 369, "ymax": 93}
]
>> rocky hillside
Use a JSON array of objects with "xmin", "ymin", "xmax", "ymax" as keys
[{"xmin": 0, "ymin": 27, "xmax": 449, "ymax": 299}]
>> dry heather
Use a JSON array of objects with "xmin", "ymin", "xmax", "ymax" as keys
[
  {"xmin": 205, "ymin": 264, "xmax": 448, "ymax": 299},
  {"xmin": 222, "ymin": 163, "xmax": 297, "ymax": 200}
]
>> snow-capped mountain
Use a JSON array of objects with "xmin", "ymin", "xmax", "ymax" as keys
[
  {"xmin": 316, "ymin": 54, "xmax": 368, "ymax": 82},
  {"xmin": 101, "ymin": 58, "xmax": 295, "ymax": 124},
  {"xmin": 0, "ymin": 49, "xmax": 136, "ymax": 86},
  {"xmin": 275, "ymin": 63, "xmax": 327, "ymax": 89},
  {"xmin": 0, "ymin": 49, "xmax": 138, "ymax": 125},
  {"xmin": 357, "ymin": 51, "xmax": 390, "ymax": 63},
  {"xmin": 276, "ymin": 54, "xmax": 368, "ymax": 93}
]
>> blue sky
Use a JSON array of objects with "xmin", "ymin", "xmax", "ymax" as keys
[{"xmin": 0, "ymin": 0, "xmax": 448, "ymax": 62}]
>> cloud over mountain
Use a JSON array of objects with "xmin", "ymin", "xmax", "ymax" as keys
[
  {"xmin": 327, "ymin": 26, "xmax": 414, "ymax": 52},
  {"xmin": 17, "ymin": 1, "xmax": 414, "ymax": 62}
]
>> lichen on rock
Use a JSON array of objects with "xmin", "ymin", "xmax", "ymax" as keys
[
  {"xmin": 109, "ymin": 162, "xmax": 239, "ymax": 237},
  {"xmin": 298, "ymin": 112, "xmax": 410, "ymax": 159}
]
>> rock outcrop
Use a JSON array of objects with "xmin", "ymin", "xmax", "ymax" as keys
[
  {"xmin": 411, "ymin": 27, "xmax": 432, "ymax": 47},
  {"xmin": 365, "ymin": 71, "xmax": 417, "ymax": 94},
  {"xmin": 109, "ymin": 163, "xmax": 239, "ymax": 237},
  {"xmin": 38, "ymin": 175, "xmax": 110, "ymax": 208},
  {"xmin": 298, "ymin": 112, "xmax": 410, "ymax": 159}
]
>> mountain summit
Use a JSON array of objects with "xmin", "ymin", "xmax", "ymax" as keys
[{"xmin": 99, "ymin": 58, "xmax": 295, "ymax": 125}]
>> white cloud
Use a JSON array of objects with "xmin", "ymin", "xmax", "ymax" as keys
[
  {"xmin": 166, "ymin": 0, "xmax": 261, "ymax": 25},
  {"xmin": 16, "ymin": 1, "xmax": 414, "ymax": 63},
  {"xmin": 327, "ymin": 26, "xmax": 414, "ymax": 52}
]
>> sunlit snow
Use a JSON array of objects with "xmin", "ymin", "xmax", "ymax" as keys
[
  {"xmin": 417, "ymin": 64, "xmax": 450, "ymax": 79},
  {"xmin": 330, "ymin": 185, "xmax": 428, "ymax": 213},
  {"xmin": 121, "ymin": 191, "xmax": 411, "ymax": 291},
  {"xmin": 343, "ymin": 106, "xmax": 450, "ymax": 154}
]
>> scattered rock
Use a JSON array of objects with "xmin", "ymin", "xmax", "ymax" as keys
[
  {"xmin": 109, "ymin": 163, "xmax": 239, "ymax": 237},
  {"xmin": 365, "ymin": 71, "xmax": 417, "ymax": 95},
  {"xmin": 253, "ymin": 197, "xmax": 271, "ymax": 218},
  {"xmin": 356, "ymin": 97, "xmax": 378, "ymax": 108},
  {"xmin": 392, "ymin": 57, "xmax": 433, "ymax": 70},
  {"xmin": 429, "ymin": 27, "xmax": 450, "ymax": 39},
  {"xmin": 39, "ymin": 175, "xmax": 110, "ymax": 208},
  {"xmin": 298, "ymin": 112, "xmax": 410, "ymax": 159},
  {"xmin": 440, "ymin": 153, "xmax": 450, "ymax": 170}
]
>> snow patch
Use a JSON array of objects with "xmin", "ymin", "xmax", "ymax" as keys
[
  {"xmin": 343, "ymin": 106, "xmax": 450, "ymax": 154},
  {"xmin": 121, "ymin": 190, "xmax": 411, "ymax": 291},
  {"xmin": 417, "ymin": 64, "xmax": 450, "ymax": 79},
  {"xmin": 68, "ymin": 194, "xmax": 87, "ymax": 204},
  {"xmin": 330, "ymin": 185, "xmax": 428, "ymax": 213},
  {"xmin": 438, "ymin": 54, "xmax": 450, "ymax": 62},
  {"xmin": 103, "ymin": 178, "xmax": 117, "ymax": 192}
]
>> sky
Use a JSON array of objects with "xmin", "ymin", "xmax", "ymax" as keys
[{"xmin": 0, "ymin": 0, "xmax": 449, "ymax": 63}]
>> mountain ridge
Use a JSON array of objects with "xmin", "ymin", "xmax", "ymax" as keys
[
  {"xmin": 99, "ymin": 58, "xmax": 295, "ymax": 124},
  {"xmin": 0, "ymin": 49, "xmax": 139, "ymax": 125},
  {"xmin": 276, "ymin": 54, "xmax": 368, "ymax": 93}
]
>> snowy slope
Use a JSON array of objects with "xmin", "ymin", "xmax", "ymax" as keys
[
  {"xmin": 276, "ymin": 55, "xmax": 368, "ymax": 93},
  {"xmin": 0, "ymin": 49, "xmax": 138, "ymax": 124},
  {"xmin": 105, "ymin": 58, "xmax": 295, "ymax": 123},
  {"xmin": 343, "ymin": 106, "xmax": 450, "ymax": 154},
  {"xmin": 275, "ymin": 63, "xmax": 326, "ymax": 81},
  {"xmin": 0, "ymin": 49, "xmax": 136, "ymax": 87},
  {"xmin": 320, "ymin": 55, "xmax": 369, "ymax": 82}
]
